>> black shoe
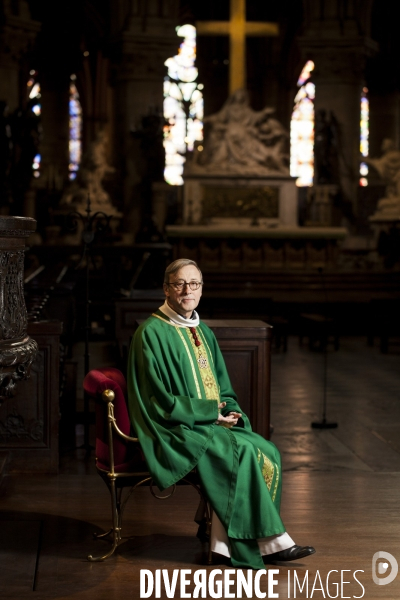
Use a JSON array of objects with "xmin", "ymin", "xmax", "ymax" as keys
[{"xmin": 264, "ymin": 544, "xmax": 316, "ymax": 563}]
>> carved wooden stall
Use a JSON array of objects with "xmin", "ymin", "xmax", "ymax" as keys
[{"xmin": 166, "ymin": 224, "xmax": 347, "ymax": 274}]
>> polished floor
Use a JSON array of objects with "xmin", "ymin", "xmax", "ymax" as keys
[{"xmin": 1, "ymin": 336, "xmax": 400, "ymax": 599}]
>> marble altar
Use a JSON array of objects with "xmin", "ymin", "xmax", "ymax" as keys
[
  {"xmin": 182, "ymin": 174, "xmax": 298, "ymax": 228},
  {"xmin": 181, "ymin": 89, "xmax": 298, "ymax": 228},
  {"xmin": 166, "ymin": 89, "xmax": 347, "ymax": 275}
]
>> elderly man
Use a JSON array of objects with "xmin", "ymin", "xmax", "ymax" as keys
[{"xmin": 127, "ymin": 258, "xmax": 315, "ymax": 570}]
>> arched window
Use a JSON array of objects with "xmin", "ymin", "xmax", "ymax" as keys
[
  {"xmin": 360, "ymin": 87, "xmax": 369, "ymax": 186},
  {"xmin": 27, "ymin": 70, "xmax": 41, "ymax": 178},
  {"xmin": 290, "ymin": 60, "xmax": 315, "ymax": 187},
  {"xmin": 163, "ymin": 24, "xmax": 204, "ymax": 186},
  {"xmin": 69, "ymin": 75, "xmax": 82, "ymax": 180}
]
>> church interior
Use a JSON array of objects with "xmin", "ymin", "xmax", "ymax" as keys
[{"xmin": 1, "ymin": 0, "xmax": 400, "ymax": 597}]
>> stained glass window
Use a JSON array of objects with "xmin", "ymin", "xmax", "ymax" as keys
[
  {"xmin": 163, "ymin": 24, "xmax": 204, "ymax": 186},
  {"xmin": 360, "ymin": 87, "xmax": 369, "ymax": 187},
  {"xmin": 69, "ymin": 75, "xmax": 82, "ymax": 180},
  {"xmin": 27, "ymin": 70, "xmax": 41, "ymax": 178},
  {"xmin": 290, "ymin": 60, "xmax": 315, "ymax": 187}
]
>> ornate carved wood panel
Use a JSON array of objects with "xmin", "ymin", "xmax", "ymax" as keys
[{"xmin": 0, "ymin": 321, "xmax": 62, "ymax": 473}]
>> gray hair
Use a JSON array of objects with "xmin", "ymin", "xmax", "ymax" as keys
[{"xmin": 164, "ymin": 258, "xmax": 203, "ymax": 284}]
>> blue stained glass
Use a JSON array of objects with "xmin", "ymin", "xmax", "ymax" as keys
[
  {"xmin": 69, "ymin": 80, "xmax": 82, "ymax": 180},
  {"xmin": 360, "ymin": 89, "xmax": 369, "ymax": 186},
  {"xmin": 27, "ymin": 74, "xmax": 41, "ymax": 176}
]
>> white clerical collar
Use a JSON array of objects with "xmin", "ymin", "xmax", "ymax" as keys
[{"xmin": 159, "ymin": 300, "xmax": 200, "ymax": 328}]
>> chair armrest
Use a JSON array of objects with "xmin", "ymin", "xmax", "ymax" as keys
[{"xmin": 102, "ymin": 389, "xmax": 139, "ymax": 443}]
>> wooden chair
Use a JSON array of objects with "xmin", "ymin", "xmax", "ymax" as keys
[{"xmin": 83, "ymin": 367, "xmax": 212, "ymax": 562}]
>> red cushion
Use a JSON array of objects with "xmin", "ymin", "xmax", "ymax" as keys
[{"xmin": 83, "ymin": 368, "xmax": 144, "ymax": 472}]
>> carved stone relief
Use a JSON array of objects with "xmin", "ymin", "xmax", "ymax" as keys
[{"xmin": 186, "ymin": 89, "xmax": 289, "ymax": 177}]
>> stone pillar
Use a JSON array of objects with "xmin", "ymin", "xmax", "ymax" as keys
[
  {"xmin": 299, "ymin": 0, "xmax": 377, "ymax": 221},
  {"xmin": 32, "ymin": 0, "xmax": 72, "ymax": 201},
  {"xmin": 110, "ymin": 0, "xmax": 179, "ymax": 238},
  {"xmin": 0, "ymin": 216, "xmax": 37, "ymax": 404},
  {"xmin": 0, "ymin": 1, "xmax": 40, "ymax": 112},
  {"xmin": 37, "ymin": 71, "xmax": 70, "ymax": 195}
]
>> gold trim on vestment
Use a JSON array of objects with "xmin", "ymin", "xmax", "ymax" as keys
[
  {"xmin": 187, "ymin": 328, "xmax": 220, "ymax": 401},
  {"xmin": 151, "ymin": 312, "xmax": 175, "ymax": 325},
  {"xmin": 174, "ymin": 326, "xmax": 202, "ymax": 399}
]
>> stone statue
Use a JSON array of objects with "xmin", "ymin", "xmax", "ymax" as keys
[
  {"xmin": 61, "ymin": 129, "xmax": 120, "ymax": 216},
  {"xmin": 367, "ymin": 138, "xmax": 400, "ymax": 218},
  {"xmin": 186, "ymin": 89, "xmax": 289, "ymax": 176}
]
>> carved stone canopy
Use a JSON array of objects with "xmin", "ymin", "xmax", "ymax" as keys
[{"xmin": 0, "ymin": 216, "xmax": 38, "ymax": 405}]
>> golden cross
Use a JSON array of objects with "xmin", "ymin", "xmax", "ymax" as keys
[{"xmin": 196, "ymin": 0, "xmax": 279, "ymax": 94}]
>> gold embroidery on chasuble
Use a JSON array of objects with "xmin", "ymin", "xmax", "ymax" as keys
[
  {"xmin": 197, "ymin": 328, "xmax": 215, "ymax": 367},
  {"xmin": 187, "ymin": 328, "xmax": 220, "ymax": 401},
  {"xmin": 174, "ymin": 326, "xmax": 202, "ymax": 399},
  {"xmin": 257, "ymin": 448, "xmax": 274, "ymax": 492}
]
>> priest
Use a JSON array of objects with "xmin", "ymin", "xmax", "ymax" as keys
[{"xmin": 127, "ymin": 258, "xmax": 315, "ymax": 570}]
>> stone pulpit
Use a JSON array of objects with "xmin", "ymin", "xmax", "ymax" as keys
[
  {"xmin": 0, "ymin": 216, "xmax": 38, "ymax": 404},
  {"xmin": 179, "ymin": 89, "xmax": 297, "ymax": 229},
  {"xmin": 0, "ymin": 217, "xmax": 63, "ymax": 474}
]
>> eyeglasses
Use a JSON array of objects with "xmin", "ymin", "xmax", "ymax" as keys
[{"xmin": 167, "ymin": 280, "xmax": 203, "ymax": 291}]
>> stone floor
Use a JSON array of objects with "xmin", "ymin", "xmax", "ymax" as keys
[
  {"xmin": 270, "ymin": 336, "xmax": 400, "ymax": 473},
  {"xmin": 1, "ymin": 336, "xmax": 400, "ymax": 599}
]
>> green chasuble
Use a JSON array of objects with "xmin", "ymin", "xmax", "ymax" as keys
[{"xmin": 127, "ymin": 309, "xmax": 285, "ymax": 569}]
